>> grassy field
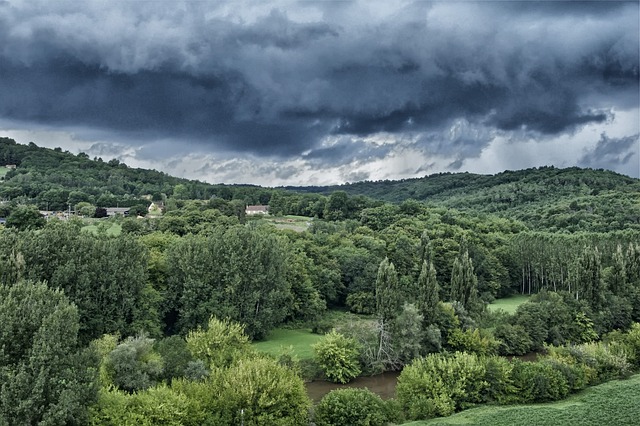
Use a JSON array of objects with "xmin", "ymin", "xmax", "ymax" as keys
[
  {"xmin": 406, "ymin": 374, "xmax": 640, "ymax": 425},
  {"xmin": 81, "ymin": 222, "xmax": 122, "ymax": 236},
  {"xmin": 252, "ymin": 328, "xmax": 322, "ymax": 360},
  {"xmin": 0, "ymin": 166, "xmax": 9, "ymax": 178},
  {"xmin": 487, "ymin": 295, "xmax": 529, "ymax": 314},
  {"xmin": 259, "ymin": 215, "xmax": 312, "ymax": 232}
]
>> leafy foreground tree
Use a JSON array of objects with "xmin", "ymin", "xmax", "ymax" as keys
[
  {"xmin": 0, "ymin": 281, "xmax": 98, "ymax": 425},
  {"xmin": 91, "ymin": 317, "xmax": 311, "ymax": 425},
  {"xmin": 5, "ymin": 205, "xmax": 45, "ymax": 230}
]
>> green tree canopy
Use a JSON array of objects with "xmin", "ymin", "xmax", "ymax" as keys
[{"xmin": 0, "ymin": 281, "xmax": 98, "ymax": 425}]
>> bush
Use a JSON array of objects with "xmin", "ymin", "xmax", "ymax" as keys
[
  {"xmin": 570, "ymin": 342, "xmax": 632, "ymax": 382},
  {"xmin": 603, "ymin": 323, "xmax": 640, "ymax": 368},
  {"xmin": 216, "ymin": 357, "xmax": 311, "ymax": 425},
  {"xmin": 154, "ymin": 335, "xmax": 193, "ymax": 382},
  {"xmin": 396, "ymin": 352, "xmax": 487, "ymax": 420},
  {"xmin": 298, "ymin": 358, "xmax": 322, "ymax": 381},
  {"xmin": 482, "ymin": 356, "xmax": 517, "ymax": 404},
  {"xmin": 186, "ymin": 316, "xmax": 251, "ymax": 369},
  {"xmin": 510, "ymin": 360, "xmax": 569, "ymax": 403},
  {"xmin": 447, "ymin": 327, "xmax": 500, "ymax": 356},
  {"xmin": 89, "ymin": 385, "xmax": 204, "ymax": 426},
  {"xmin": 311, "ymin": 317, "xmax": 334, "ymax": 335},
  {"xmin": 494, "ymin": 323, "xmax": 533, "ymax": 355},
  {"xmin": 335, "ymin": 320, "xmax": 384, "ymax": 376},
  {"xmin": 103, "ymin": 334, "xmax": 164, "ymax": 393},
  {"xmin": 314, "ymin": 388, "xmax": 391, "ymax": 426},
  {"xmin": 346, "ymin": 291, "xmax": 376, "ymax": 315},
  {"xmin": 313, "ymin": 330, "xmax": 361, "ymax": 384},
  {"xmin": 539, "ymin": 355, "xmax": 591, "ymax": 392}
]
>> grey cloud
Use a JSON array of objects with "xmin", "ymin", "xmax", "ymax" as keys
[
  {"xmin": 0, "ymin": 0, "xmax": 637, "ymax": 166},
  {"xmin": 579, "ymin": 133, "xmax": 639, "ymax": 168},
  {"xmin": 447, "ymin": 158, "xmax": 465, "ymax": 171},
  {"xmin": 343, "ymin": 170, "xmax": 370, "ymax": 183},
  {"xmin": 302, "ymin": 137, "xmax": 395, "ymax": 168}
]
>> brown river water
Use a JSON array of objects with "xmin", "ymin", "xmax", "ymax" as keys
[{"xmin": 305, "ymin": 371, "xmax": 400, "ymax": 402}]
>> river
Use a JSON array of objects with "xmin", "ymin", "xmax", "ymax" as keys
[
  {"xmin": 304, "ymin": 352, "xmax": 540, "ymax": 402},
  {"xmin": 305, "ymin": 371, "xmax": 400, "ymax": 402}
]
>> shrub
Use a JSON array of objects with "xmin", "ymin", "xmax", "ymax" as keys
[
  {"xmin": 482, "ymin": 356, "xmax": 517, "ymax": 404},
  {"xmin": 510, "ymin": 360, "xmax": 569, "ymax": 403},
  {"xmin": 603, "ymin": 323, "xmax": 640, "ymax": 368},
  {"xmin": 574, "ymin": 342, "xmax": 632, "ymax": 382},
  {"xmin": 447, "ymin": 327, "xmax": 500, "ymax": 356},
  {"xmin": 103, "ymin": 334, "xmax": 164, "ymax": 393},
  {"xmin": 313, "ymin": 330, "xmax": 361, "ymax": 383},
  {"xmin": 494, "ymin": 323, "xmax": 533, "ymax": 355},
  {"xmin": 154, "ymin": 335, "xmax": 194, "ymax": 382},
  {"xmin": 217, "ymin": 357, "xmax": 312, "ymax": 425},
  {"xmin": 186, "ymin": 316, "xmax": 251, "ymax": 369},
  {"xmin": 336, "ymin": 320, "xmax": 384, "ymax": 376},
  {"xmin": 89, "ymin": 385, "xmax": 204, "ymax": 426},
  {"xmin": 298, "ymin": 358, "xmax": 322, "ymax": 381},
  {"xmin": 346, "ymin": 291, "xmax": 376, "ymax": 315},
  {"xmin": 396, "ymin": 352, "xmax": 487, "ymax": 420},
  {"xmin": 538, "ymin": 355, "xmax": 590, "ymax": 392},
  {"xmin": 314, "ymin": 388, "xmax": 390, "ymax": 426},
  {"xmin": 311, "ymin": 317, "xmax": 334, "ymax": 335}
]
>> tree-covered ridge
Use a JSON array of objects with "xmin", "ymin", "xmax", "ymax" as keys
[
  {"xmin": 286, "ymin": 167, "xmax": 640, "ymax": 232},
  {"xmin": 3, "ymin": 136, "xmax": 640, "ymax": 233},
  {"xmin": 0, "ymin": 137, "xmax": 272, "ymax": 210}
]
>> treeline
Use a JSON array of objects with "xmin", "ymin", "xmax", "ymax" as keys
[
  {"xmin": 3, "ymin": 137, "xmax": 640, "ymax": 234},
  {"xmin": 285, "ymin": 166, "xmax": 640, "ymax": 232}
]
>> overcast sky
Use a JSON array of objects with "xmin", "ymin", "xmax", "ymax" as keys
[{"xmin": 0, "ymin": 0, "xmax": 638, "ymax": 186}]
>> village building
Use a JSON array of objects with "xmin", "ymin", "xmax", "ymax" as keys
[
  {"xmin": 105, "ymin": 207, "xmax": 130, "ymax": 217},
  {"xmin": 245, "ymin": 205, "xmax": 269, "ymax": 215}
]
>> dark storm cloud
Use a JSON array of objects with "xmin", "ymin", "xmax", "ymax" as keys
[
  {"xmin": 579, "ymin": 133, "xmax": 639, "ymax": 168},
  {"xmin": 0, "ymin": 0, "xmax": 637, "ymax": 162},
  {"xmin": 302, "ymin": 136, "xmax": 394, "ymax": 168}
]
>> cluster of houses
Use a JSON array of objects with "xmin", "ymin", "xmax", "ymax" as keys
[{"xmin": 1, "ymin": 202, "xmax": 271, "ymax": 226}]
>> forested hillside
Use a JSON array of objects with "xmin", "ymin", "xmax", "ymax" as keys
[
  {"xmin": 286, "ymin": 167, "xmax": 640, "ymax": 232},
  {"xmin": 0, "ymin": 137, "xmax": 272, "ymax": 210}
]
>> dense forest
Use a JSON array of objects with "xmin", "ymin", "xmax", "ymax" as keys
[
  {"xmin": 286, "ymin": 167, "xmax": 640, "ymax": 232},
  {"xmin": 1, "ymin": 137, "xmax": 640, "ymax": 425}
]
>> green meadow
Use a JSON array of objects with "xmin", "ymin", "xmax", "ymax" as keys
[
  {"xmin": 81, "ymin": 222, "xmax": 122, "ymax": 237},
  {"xmin": 487, "ymin": 294, "xmax": 530, "ymax": 314},
  {"xmin": 252, "ymin": 328, "xmax": 322, "ymax": 360}
]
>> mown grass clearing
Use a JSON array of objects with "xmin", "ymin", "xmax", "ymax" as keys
[
  {"xmin": 0, "ymin": 166, "xmax": 9, "ymax": 178},
  {"xmin": 252, "ymin": 328, "xmax": 322, "ymax": 360},
  {"xmin": 406, "ymin": 374, "xmax": 640, "ymax": 426},
  {"xmin": 81, "ymin": 222, "xmax": 122, "ymax": 236},
  {"xmin": 259, "ymin": 215, "xmax": 312, "ymax": 232},
  {"xmin": 488, "ymin": 294, "xmax": 529, "ymax": 314}
]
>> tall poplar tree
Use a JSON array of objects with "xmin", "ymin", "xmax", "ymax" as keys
[
  {"xmin": 417, "ymin": 260, "xmax": 439, "ymax": 325},
  {"xmin": 607, "ymin": 244, "xmax": 628, "ymax": 297},
  {"xmin": 374, "ymin": 258, "xmax": 402, "ymax": 366},
  {"xmin": 577, "ymin": 245, "xmax": 605, "ymax": 310},
  {"xmin": 450, "ymin": 248, "xmax": 479, "ymax": 313},
  {"xmin": 375, "ymin": 258, "xmax": 402, "ymax": 322}
]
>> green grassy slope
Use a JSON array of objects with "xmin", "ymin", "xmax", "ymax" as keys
[{"xmin": 406, "ymin": 374, "xmax": 640, "ymax": 426}]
